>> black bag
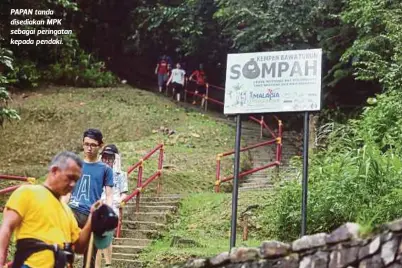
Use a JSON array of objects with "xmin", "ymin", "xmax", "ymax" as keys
[{"xmin": 12, "ymin": 238, "xmax": 74, "ymax": 268}]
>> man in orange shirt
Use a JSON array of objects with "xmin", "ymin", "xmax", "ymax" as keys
[{"xmin": 189, "ymin": 64, "xmax": 207, "ymax": 108}]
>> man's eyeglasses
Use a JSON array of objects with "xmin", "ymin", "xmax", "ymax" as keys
[{"xmin": 83, "ymin": 143, "xmax": 99, "ymax": 148}]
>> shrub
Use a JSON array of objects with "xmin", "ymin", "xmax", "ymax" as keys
[{"xmin": 0, "ymin": 47, "xmax": 20, "ymax": 126}]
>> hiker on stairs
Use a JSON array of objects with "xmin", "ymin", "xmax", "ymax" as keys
[
  {"xmin": 167, "ymin": 62, "xmax": 186, "ymax": 102},
  {"xmin": 155, "ymin": 54, "xmax": 171, "ymax": 93},
  {"xmin": 63, "ymin": 129, "xmax": 114, "ymax": 268},
  {"xmin": 0, "ymin": 151, "xmax": 97, "ymax": 268},
  {"xmin": 189, "ymin": 63, "xmax": 207, "ymax": 108},
  {"xmin": 95, "ymin": 144, "xmax": 128, "ymax": 268}
]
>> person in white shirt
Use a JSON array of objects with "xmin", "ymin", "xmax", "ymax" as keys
[
  {"xmin": 95, "ymin": 144, "xmax": 128, "ymax": 268},
  {"xmin": 167, "ymin": 62, "xmax": 186, "ymax": 102}
]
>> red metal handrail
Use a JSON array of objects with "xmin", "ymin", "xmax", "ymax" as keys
[
  {"xmin": 178, "ymin": 80, "xmax": 284, "ymax": 192},
  {"xmin": 0, "ymin": 175, "xmax": 36, "ymax": 183},
  {"xmin": 116, "ymin": 143, "xmax": 164, "ymax": 238},
  {"xmin": 184, "ymin": 82, "xmax": 279, "ymax": 141},
  {"xmin": 0, "ymin": 185, "xmax": 23, "ymax": 195},
  {"xmin": 214, "ymin": 119, "xmax": 283, "ymax": 192},
  {"xmin": 0, "ymin": 175, "xmax": 37, "ymax": 266},
  {"xmin": 0, "ymin": 175, "xmax": 36, "ymax": 195},
  {"xmin": 208, "ymin": 83, "xmax": 225, "ymax": 91},
  {"xmin": 221, "ymin": 162, "xmax": 279, "ymax": 183},
  {"xmin": 220, "ymin": 139, "xmax": 277, "ymax": 157},
  {"xmin": 127, "ymin": 144, "xmax": 163, "ymax": 174},
  {"xmin": 249, "ymin": 115, "xmax": 277, "ymax": 139}
]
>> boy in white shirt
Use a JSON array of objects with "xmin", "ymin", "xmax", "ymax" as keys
[{"xmin": 167, "ymin": 62, "xmax": 186, "ymax": 102}]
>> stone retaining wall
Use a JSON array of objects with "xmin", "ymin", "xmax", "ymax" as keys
[{"xmin": 176, "ymin": 218, "xmax": 402, "ymax": 268}]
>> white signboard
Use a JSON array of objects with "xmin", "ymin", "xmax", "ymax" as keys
[{"xmin": 224, "ymin": 49, "xmax": 322, "ymax": 114}]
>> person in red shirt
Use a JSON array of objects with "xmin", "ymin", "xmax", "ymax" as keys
[
  {"xmin": 189, "ymin": 64, "xmax": 207, "ymax": 108},
  {"xmin": 155, "ymin": 55, "xmax": 171, "ymax": 93}
]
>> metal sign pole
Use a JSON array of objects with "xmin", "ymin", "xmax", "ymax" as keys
[
  {"xmin": 230, "ymin": 114, "xmax": 242, "ymax": 250},
  {"xmin": 301, "ymin": 111, "xmax": 310, "ymax": 236}
]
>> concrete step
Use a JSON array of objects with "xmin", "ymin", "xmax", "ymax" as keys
[
  {"xmin": 242, "ymin": 178, "xmax": 273, "ymax": 183},
  {"xmin": 243, "ymin": 180, "xmax": 273, "ymax": 185},
  {"xmin": 239, "ymin": 186, "xmax": 273, "ymax": 191},
  {"xmin": 138, "ymin": 200, "xmax": 180, "ymax": 207},
  {"xmin": 247, "ymin": 173, "xmax": 270, "ymax": 178},
  {"xmin": 113, "ymin": 245, "xmax": 145, "ymax": 254},
  {"xmin": 122, "ymin": 220, "xmax": 166, "ymax": 230},
  {"xmin": 112, "ymin": 254, "xmax": 143, "ymax": 267},
  {"xmin": 123, "ymin": 212, "xmax": 168, "ymax": 222},
  {"xmin": 248, "ymin": 166, "xmax": 275, "ymax": 170},
  {"xmin": 123, "ymin": 205, "xmax": 177, "ymax": 213},
  {"xmin": 247, "ymin": 173, "xmax": 272, "ymax": 177},
  {"xmin": 240, "ymin": 183, "xmax": 273, "ymax": 189},
  {"xmin": 246, "ymin": 175, "xmax": 272, "ymax": 180},
  {"xmin": 114, "ymin": 237, "xmax": 152, "ymax": 247},
  {"xmin": 120, "ymin": 229, "xmax": 160, "ymax": 239},
  {"xmin": 252, "ymin": 157, "xmax": 276, "ymax": 161},
  {"xmin": 127, "ymin": 196, "xmax": 181, "ymax": 203}
]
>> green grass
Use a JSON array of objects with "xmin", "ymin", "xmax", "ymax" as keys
[
  {"xmin": 0, "ymin": 85, "xmax": 250, "ymax": 194},
  {"xmin": 139, "ymin": 191, "xmax": 277, "ymax": 266}
]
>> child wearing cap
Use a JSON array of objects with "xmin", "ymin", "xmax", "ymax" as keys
[{"xmin": 95, "ymin": 144, "xmax": 128, "ymax": 268}]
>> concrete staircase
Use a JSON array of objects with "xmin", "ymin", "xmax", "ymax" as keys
[
  {"xmin": 214, "ymin": 116, "xmax": 300, "ymax": 191},
  {"xmin": 242, "ymin": 120, "xmax": 300, "ymax": 191},
  {"xmin": 75, "ymin": 194, "xmax": 181, "ymax": 268},
  {"xmin": 112, "ymin": 195, "xmax": 181, "ymax": 267},
  {"xmin": 238, "ymin": 123, "xmax": 276, "ymax": 191}
]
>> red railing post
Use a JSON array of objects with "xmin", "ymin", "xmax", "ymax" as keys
[
  {"xmin": 116, "ymin": 143, "xmax": 165, "ymax": 237},
  {"xmin": 0, "ymin": 175, "xmax": 36, "ymax": 183},
  {"xmin": 276, "ymin": 120, "xmax": 283, "ymax": 163},
  {"xmin": 156, "ymin": 145, "xmax": 164, "ymax": 195},
  {"xmin": 204, "ymin": 83, "xmax": 209, "ymax": 112},
  {"xmin": 184, "ymin": 80, "xmax": 188, "ymax": 102},
  {"xmin": 135, "ymin": 160, "xmax": 144, "ymax": 213},
  {"xmin": 279, "ymin": 120, "xmax": 283, "ymax": 162},
  {"xmin": 260, "ymin": 116, "xmax": 264, "ymax": 139},
  {"xmin": 215, "ymin": 154, "xmax": 222, "ymax": 193},
  {"xmin": 0, "ymin": 185, "xmax": 23, "ymax": 195},
  {"xmin": 116, "ymin": 206, "xmax": 123, "ymax": 238}
]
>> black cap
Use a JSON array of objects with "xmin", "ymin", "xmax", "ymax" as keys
[
  {"xmin": 91, "ymin": 204, "xmax": 118, "ymax": 236},
  {"xmin": 83, "ymin": 128, "xmax": 103, "ymax": 144},
  {"xmin": 101, "ymin": 144, "xmax": 119, "ymax": 155}
]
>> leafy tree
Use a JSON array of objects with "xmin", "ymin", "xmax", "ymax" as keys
[
  {"xmin": 0, "ymin": 47, "xmax": 20, "ymax": 126},
  {"xmin": 268, "ymin": 0, "xmax": 402, "ymax": 241},
  {"xmin": 340, "ymin": 0, "xmax": 402, "ymax": 90},
  {"xmin": 0, "ymin": 0, "xmax": 117, "ymax": 87}
]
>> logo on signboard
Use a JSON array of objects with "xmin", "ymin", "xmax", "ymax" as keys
[
  {"xmin": 249, "ymin": 88, "xmax": 280, "ymax": 101},
  {"xmin": 242, "ymin": 58, "xmax": 260, "ymax": 79}
]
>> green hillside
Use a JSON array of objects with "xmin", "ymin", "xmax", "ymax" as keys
[{"xmin": 0, "ymin": 86, "xmax": 250, "ymax": 194}]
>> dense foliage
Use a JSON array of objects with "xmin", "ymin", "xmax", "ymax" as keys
[
  {"xmin": 0, "ymin": 0, "xmax": 117, "ymax": 88},
  {"xmin": 124, "ymin": 0, "xmax": 375, "ymax": 104},
  {"xmin": 260, "ymin": 0, "xmax": 402, "ymax": 241},
  {"xmin": 0, "ymin": 0, "xmax": 393, "ymax": 103},
  {"xmin": 0, "ymin": 47, "xmax": 19, "ymax": 126},
  {"xmin": 270, "ymin": 90, "xmax": 402, "ymax": 241}
]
